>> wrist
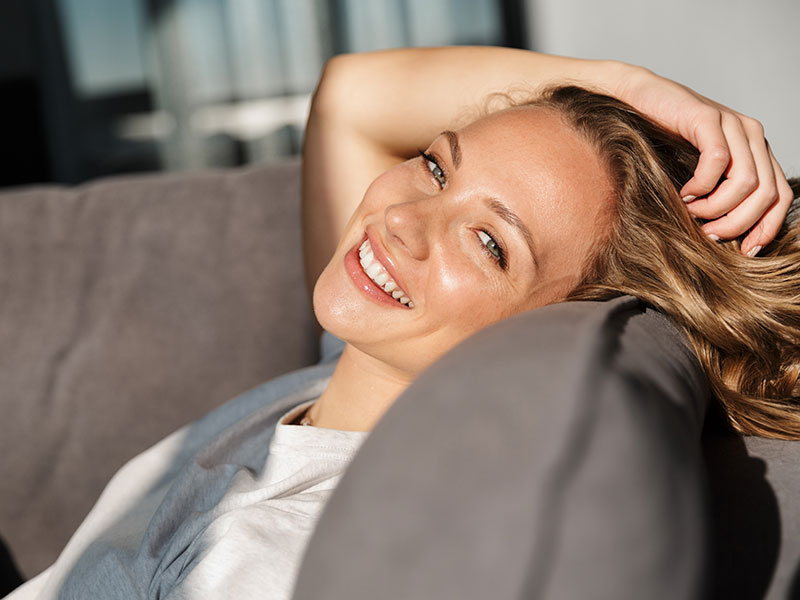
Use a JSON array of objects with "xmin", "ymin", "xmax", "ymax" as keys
[
  {"xmin": 602, "ymin": 61, "xmax": 654, "ymax": 103},
  {"xmin": 583, "ymin": 59, "xmax": 638, "ymax": 97}
]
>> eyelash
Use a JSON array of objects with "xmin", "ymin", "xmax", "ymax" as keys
[
  {"xmin": 477, "ymin": 228, "xmax": 508, "ymax": 270},
  {"xmin": 417, "ymin": 149, "xmax": 508, "ymax": 271},
  {"xmin": 418, "ymin": 149, "xmax": 447, "ymax": 188}
]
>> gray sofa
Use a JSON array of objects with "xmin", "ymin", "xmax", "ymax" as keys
[{"xmin": 1, "ymin": 161, "xmax": 798, "ymax": 599}]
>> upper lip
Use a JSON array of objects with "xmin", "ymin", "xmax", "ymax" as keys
[{"xmin": 365, "ymin": 225, "xmax": 412, "ymax": 299}]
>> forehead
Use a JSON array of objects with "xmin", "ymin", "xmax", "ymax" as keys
[{"xmin": 456, "ymin": 106, "xmax": 613, "ymax": 287}]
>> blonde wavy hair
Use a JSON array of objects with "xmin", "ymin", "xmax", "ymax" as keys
[{"xmin": 526, "ymin": 86, "xmax": 800, "ymax": 440}]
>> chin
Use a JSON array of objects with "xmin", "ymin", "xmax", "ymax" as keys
[
  {"xmin": 313, "ymin": 250, "xmax": 458, "ymax": 374},
  {"xmin": 312, "ymin": 258, "xmax": 370, "ymax": 343},
  {"xmin": 313, "ymin": 244, "xmax": 408, "ymax": 340}
]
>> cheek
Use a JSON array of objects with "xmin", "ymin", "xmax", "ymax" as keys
[
  {"xmin": 425, "ymin": 257, "xmax": 512, "ymax": 330},
  {"xmin": 359, "ymin": 168, "xmax": 409, "ymax": 212}
]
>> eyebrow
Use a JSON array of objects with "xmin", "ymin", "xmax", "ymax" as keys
[
  {"xmin": 487, "ymin": 199, "xmax": 538, "ymax": 270},
  {"xmin": 441, "ymin": 130, "xmax": 461, "ymax": 169}
]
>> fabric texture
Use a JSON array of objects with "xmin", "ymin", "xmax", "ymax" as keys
[
  {"xmin": 6, "ymin": 335, "xmax": 353, "ymax": 600},
  {"xmin": 294, "ymin": 297, "xmax": 711, "ymax": 600},
  {"xmin": 704, "ymin": 430, "xmax": 800, "ymax": 599},
  {"xmin": 0, "ymin": 160, "xmax": 318, "ymax": 577}
]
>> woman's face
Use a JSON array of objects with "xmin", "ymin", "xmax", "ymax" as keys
[{"xmin": 314, "ymin": 106, "xmax": 613, "ymax": 375}]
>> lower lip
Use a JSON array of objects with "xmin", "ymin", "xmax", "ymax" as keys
[{"xmin": 345, "ymin": 239, "xmax": 410, "ymax": 309}]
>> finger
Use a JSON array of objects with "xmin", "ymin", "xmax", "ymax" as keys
[
  {"xmin": 739, "ymin": 152, "xmax": 793, "ymax": 256},
  {"xmin": 685, "ymin": 112, "xmax": 758, "ymax": 220},
  {"xmin": 679, "ymin": 106, "xmax": 730, "ymax": 200},
  {"xmin": 700, "ymin": 136, "xmax": 779, "ymax": 242}
]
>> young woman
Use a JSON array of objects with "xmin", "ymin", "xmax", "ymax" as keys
[
  {"xmin": 302, "ymin": 46, "xmax": 797, "ymax": 437},
  {"xmin": 7, "ymin": 46, "xmax": 797, "ymax": 599}
]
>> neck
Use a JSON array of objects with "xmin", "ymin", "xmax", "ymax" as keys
[{"xmin": 307, "ymin": 343, "xmax": 414, "ymax": 431}]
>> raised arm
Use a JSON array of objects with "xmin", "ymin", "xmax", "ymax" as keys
[{"xmin": 301, "ymin": 46, "xmax": 791, "ymax": 294}]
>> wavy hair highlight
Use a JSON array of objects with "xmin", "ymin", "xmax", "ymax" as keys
[{"xmin": 524, "ymin": 86, "xmax": 800, "ymax": 439}]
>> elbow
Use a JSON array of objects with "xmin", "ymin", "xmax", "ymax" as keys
[{"xmin": 309, "ymin": 54, "xmax": 362, "ymax": 123}]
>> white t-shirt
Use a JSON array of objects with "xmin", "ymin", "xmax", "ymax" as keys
[
  {"xmin": 163, "ymin": 400, "xmax": 368, "ymax": 599},
  {"xmin": 9, "ymin": 377, "xmax": 368, "ymax": 600}
]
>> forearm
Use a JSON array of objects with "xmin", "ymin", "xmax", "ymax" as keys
[{"xmin": 322, "ymin": 46, "xmax": 626, "ymax": 159}]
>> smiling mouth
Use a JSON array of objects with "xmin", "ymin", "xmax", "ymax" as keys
[{"xmin": 358, "ymin": 239, "xmax": 414, "ymax": 308}]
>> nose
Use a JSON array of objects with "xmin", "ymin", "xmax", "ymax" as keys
[{"xmin": 384, "ymin": 199, "xmax": 436, "ymax": 261}]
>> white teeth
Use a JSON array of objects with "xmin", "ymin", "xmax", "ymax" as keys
[{"xmin": 358, "ymin": 238, "xmax": 414, "ymax": 308}]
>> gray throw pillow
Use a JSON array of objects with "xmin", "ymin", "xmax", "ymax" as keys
[{"xmin": 293, "ymin": 297, "xmax": 710, "ymax": 600}]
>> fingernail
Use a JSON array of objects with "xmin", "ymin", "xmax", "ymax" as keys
[
  {"xmin": 746, "ymin": 245, "xmax": 762, "ymax": 257},
  {"xmin": 707, "ymin": 233, "xmax": 720, "ymax": 241},
  {"xmin": 682, "ymin": 195, "xmax": 696, "ymax": 203}
]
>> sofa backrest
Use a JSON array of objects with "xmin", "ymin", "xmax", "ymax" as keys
[{"xmin": 0, "ymin": 160, "xmax": 318, "ymax": 577}]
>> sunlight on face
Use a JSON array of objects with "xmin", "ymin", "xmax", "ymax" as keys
[{"xmin": 313, "ymin": 106, "xmax": 614, "ymax": 376}]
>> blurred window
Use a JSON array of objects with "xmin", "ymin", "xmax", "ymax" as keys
[
  {"xmin": 50, "ymin": 0, "xmax": 519, "ymax": 179},
  {"xmin": 57, "ymin": 0, "xmax": 148, "ymax": 97}
]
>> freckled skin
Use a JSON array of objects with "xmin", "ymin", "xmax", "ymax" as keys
[{"xmin": 313, "ymin": 106, "xmax": 613, "ymax": 377}]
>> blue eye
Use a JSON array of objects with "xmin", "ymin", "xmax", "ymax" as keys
[
  {"xmin": 418, "ymin": 150, "xmax": 446, "ymax": 188},
  {"xmin": 477, "ymin": 230, "xmax": 501, "ymax": 259},
  {"xmin": 477, "ymin": 230, "xmax": 507, "ymax": 270}
]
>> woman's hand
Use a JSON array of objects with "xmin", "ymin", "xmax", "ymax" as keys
[{"xmin": 613, "ymin": 66, "xmax": 793, "ymax": 256}]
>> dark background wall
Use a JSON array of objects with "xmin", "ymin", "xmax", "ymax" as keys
[{"xmin": 0, "ymin": 0, "xmax": 159, "ymax": 187}]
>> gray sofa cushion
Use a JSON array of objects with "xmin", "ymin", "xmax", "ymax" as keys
[
  {"xmin": 294, "ymin": 297, "xmax": 711, "ymax": 599},
  {"xmin": 0, "ymin": 160, "xmax": 317, "ymax": 578},
  {"xmin": 704, "ymin": 431, "xmax": 800, "ymax": 599}
]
